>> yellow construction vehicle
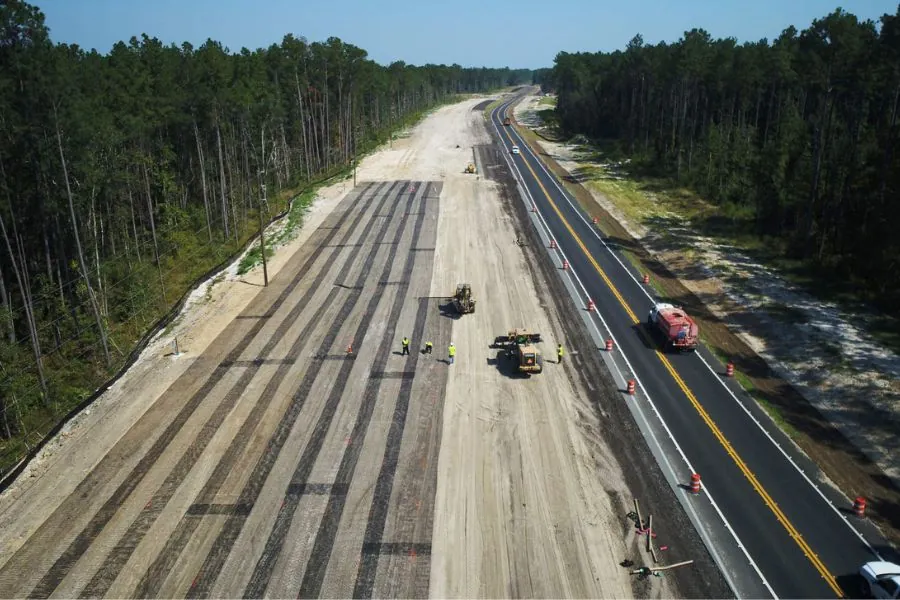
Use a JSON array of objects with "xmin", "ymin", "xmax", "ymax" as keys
[
  {"xmin": 491, "ymin": 328, "xmax": 544, "ymax": 375},
  {"xmin": 450, "ymin": 283, "xmax": 476, "ymax": 314},
  {"xmin": 465, "ymin": 162, "xmax": 476, "ymax": 174}
]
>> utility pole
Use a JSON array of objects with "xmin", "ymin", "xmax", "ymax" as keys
[
  {"xmin": 258, "ymin": 128, "xmax": 269, "ymax": 287},
  {"xmin": 353, "ymin": 155, "xmax": 357, "ymax": 187},
  {"xmin": 258, "ymin": 172, "xmax": 269, "ymax": 287}
]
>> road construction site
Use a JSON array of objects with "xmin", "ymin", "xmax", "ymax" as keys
[{"xmin": 0, "ymin": 96, "xmax": 728, "ymax": 598}]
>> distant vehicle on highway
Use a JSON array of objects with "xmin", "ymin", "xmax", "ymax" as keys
[
  {"xmin": 503, "ymin": 117, "xmax": 512, "ymax": 126},
  {"xmin": 511, "ymin": 145, "xmax": 520, "ymax": 155},
  {"xmin": 859, "ymin": 561, "xmax": 900, "ymax": 598}
]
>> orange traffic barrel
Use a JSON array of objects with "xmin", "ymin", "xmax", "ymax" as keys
[
  {"xmin": 627, "ymin": 379, "xmax": 636, "ymax": 395},
  {"xmin": 550, "ymin": 239, "xmax": 557, "ymax": 249},
  {"xmin": 690, "ymin": 473, "xmax": 702, "ymax": 494},
  {"xmin": 854, "ymin": 497, "xmax": 866, "ymax": 518},
  {"xmin": 605, "ymin": 339, "xmax": 614, "ymax": 352},
  {"xmin": 587, "ymin": 299, "xmax": 595, "ymax": 312},
  {"xmin": 726, "ymin": 361, "xmax": 735, "ymax": 377},
  {"xmin": 562, "ymin": 260, "xmax": 569, "ymax": 270},
  {"xmin": 642, "ymin": 273, "xmax": 650, "ymax": 284}
]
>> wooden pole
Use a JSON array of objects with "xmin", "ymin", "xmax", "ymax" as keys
[
  {"xmin": 632, "ymin": 560, "xmax": 692, "ymax": 574},
  {"xmin": 634, "ymin": 498, "xmax": 644, "ymax": 531},
  {"xmin": 654, "ymin": 560, "xmax": 693, "ymax": 572},
  {"xmin": 648, "ymin": 514, "xmax": 658, "ymax": 563}
]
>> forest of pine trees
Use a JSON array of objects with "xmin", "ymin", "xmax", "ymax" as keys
[
  {"xmin": 545, "ymin": 7, "xmax": 900, "ymax": 314},
  {"xmin": 0, "ymin": 0, "xmax": 530, "ymax": 472}
]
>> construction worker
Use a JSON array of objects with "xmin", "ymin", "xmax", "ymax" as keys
[
  {"xmin": 557, "ymin": 344, "xmax": 564, "ymax": 364},
  {"xmin": 401, "ymin": 337, "xmax": 410, "ymax": 356},
  {"xmin": 448, "ymin": 342, "xmax": 456, "ymax": 365},
  {"xmin": 424, "ymin": 341, "xmax": 433, "ymax": 354}
]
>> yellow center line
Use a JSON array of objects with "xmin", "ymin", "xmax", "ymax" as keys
[{"xmin": 497, "ymin": 106, "xmax": 844, "ymax": 599}]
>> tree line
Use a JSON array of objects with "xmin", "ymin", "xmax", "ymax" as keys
[
  {"xmin": 546, "ymin": 7, "xmax": 900, "ymax": 312},
  {"xmin": 0, "ymin": 0, "xmax": 529, "ymax": 471}
]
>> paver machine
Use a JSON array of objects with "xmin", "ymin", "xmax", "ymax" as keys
[
  {"xmin": 491, "ymin": 328, "xmax": 544, "ymax": 375},
  {"xmin": 450, "ymin": 283, "xmax": 476, "ymax": 314}
]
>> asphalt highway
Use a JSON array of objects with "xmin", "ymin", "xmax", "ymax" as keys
[{"xmin": 491, "ymin": 96, "xmax": 887, "ymax": 599}]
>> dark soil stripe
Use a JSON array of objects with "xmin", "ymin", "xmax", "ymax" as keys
[
  {"xmin": 184, "ymin": 182, "xmax": 422, "ymax": 599},
  {"xmin": 369, "ymin": 371, "xmax": 416, "ymax": 380},
  {"xmin": 296, "ymin": 219, "xmax": 431, "ymax": 599},
  {"xmin": 123, "ymin": 182, "xmax": 403, "ymax": 600},
  {"xmin": 361, "ymin": 542, "xmax": 432, "ymax": 556},
  {"xmin": 243, "ymin": 187, "xmax": 429, "ymax": 600},
  {"xmin": 352, "ymin": 296, "xmax": 430, "ymax": 599},
  {"xmin": 185, "ymin": 504, "xmax": 254, "ymax": 517},
  {"xmin": 22, "ymin": 183, "xmax": 378, "ymax": 600}
]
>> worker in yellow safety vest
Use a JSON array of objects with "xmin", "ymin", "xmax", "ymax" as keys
[
  {"xmin": 557, "ymin": 344, "xmax": 564, "ymax": 363},
  {"xmin": 424, "ymin": 341, "xmax": 433, "ymax": 354},
  {"xmin": 401, "ymin": 337, "xmax": 410, "ymax": 356},
  {"xmin": 448, "ymin": 343, "xmax": 456, "ymax": 365}
]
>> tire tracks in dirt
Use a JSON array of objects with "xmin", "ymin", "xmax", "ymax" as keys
[
  {"xmin": 176, "ymin": 182, "xmax": 422, "ymax": 599},
  {"xmin": 297, "ymin": 191, "xmax": 435, "ymax": 599},
  {"xmin": 350, "ymin": 293, "xmax": 431, "ymax": 599},
  {"xmin": 128, "ymin": 181, "xmax": 408, "ymax": 598},
  {"xmin": 6, "ymin": 183, "xmax": 378, "ymax": 600},
  {"xmin": 86, "ymin": 182, "xmax": 400, "ymax": 598}
]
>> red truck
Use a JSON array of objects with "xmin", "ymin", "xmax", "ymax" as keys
[{"xmin": 647, "ymin": 303, "xmax": 699, "ymax": 351}]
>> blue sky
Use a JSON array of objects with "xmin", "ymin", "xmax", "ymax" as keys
[{"xmin": 35, "ymin": 0, "xmax": 900, "ymax": 69}]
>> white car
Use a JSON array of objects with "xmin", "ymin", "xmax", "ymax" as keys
[
  {"xmin": 860, "ymin": 561, "xmax": 900, "ymax": 599},
  {"xmin": 511, "ymin": 145, "xmax": 520, "ymax": 155}
]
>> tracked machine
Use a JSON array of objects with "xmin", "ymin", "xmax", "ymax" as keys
[
  {"xmin": 450, "ymin": 283, "xmax": 476, "ymax": 314},
  {"xmin": 491, "ymin": 328, "xmax": 544, "ymax": 375}
]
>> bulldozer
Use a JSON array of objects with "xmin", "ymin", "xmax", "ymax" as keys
[
  {"xmin": 450, "ymin": 283, "xmax": 476, "ymax": 314},
  {"xmin": 465, "ymin": 162, "xmax": 477, "ymax": 174},
  {"xmin": 491, "ymin": 328, "xmax": 544, "ymax": 375}
]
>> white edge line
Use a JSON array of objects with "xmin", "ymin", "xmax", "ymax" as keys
[
  {"xmin": 502, "ymin": 103, "xmax": 884, "ymax": 561},
  {"xmin": 492, "ymin": 102, "xmax": 776, "ymax": 599}
]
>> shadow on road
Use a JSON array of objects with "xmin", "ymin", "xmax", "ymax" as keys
[
  {"xmin": 438, "ymin": 301, "xmax": 463, "ymax": 319},
  {"xmin": 486, "ymin": 350, "xmax": 539, "ymax": 379}
]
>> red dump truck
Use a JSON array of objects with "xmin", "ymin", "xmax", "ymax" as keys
[{"xmin": 647, "ymin": 303, "xmax": 699, "ymax": 351}]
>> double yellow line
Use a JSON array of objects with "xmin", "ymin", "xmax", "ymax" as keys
[{"xmin": 497, "ymin": 106, "xmax": 844, "ymax": 598}]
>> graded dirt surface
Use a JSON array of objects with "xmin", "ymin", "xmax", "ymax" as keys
[{"xmin": 0, "ymin": 96, "xmax": 726, "ymax": 598}]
